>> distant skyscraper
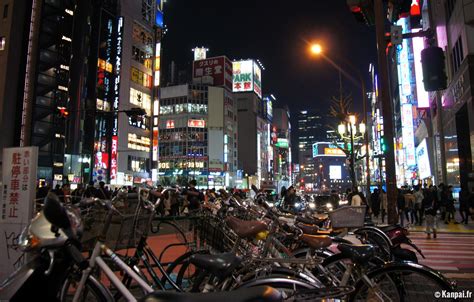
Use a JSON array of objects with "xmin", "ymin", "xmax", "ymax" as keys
[{"xmin": 296, "ymin": 110, "xmax": 329, "ymax": 190}]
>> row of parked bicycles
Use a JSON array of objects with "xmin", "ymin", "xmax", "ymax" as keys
[{"xmin": 0, "ymin": 185, "xmax": 456, "ymax": 301}]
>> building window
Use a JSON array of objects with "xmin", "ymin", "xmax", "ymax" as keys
[
  {"xmin": 130, "ymin": 87, "xmax": 152, "ymax": 114},
  {"xmin": 445, "ymin": 0, "xmax": 456, "ymax": 23},
  {"xmin": 131, "ymin": 67, "xmax": 152, "ymax": 88},
  {"xmin": 142, "ymin": 0, "xmax": 153, "ymax": 23},
  {"xmin": 132, "ymin": 46, "xmax": 152, "ymax": 70},
  {"xmin": 451, "ymin": 36, "xmax": 464, "ymax": 75},
  {"xmin": 3, "ymin": 4, "xmax": 8, "ymax": 18},
  {"xmin": 0, "ymin": 37, "xmax": 5, "ymax": 51}
]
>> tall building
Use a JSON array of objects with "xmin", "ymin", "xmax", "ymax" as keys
[
  {"xmin": 109, "ymin": 0, "xmax": 164, "ymax": 186},
  {"xmin": 233, "ymin": 59, "xmax": 270, "ymax": 187},
  {"xmin": 0, "ymin": 0, "xmax": 125, "ymax": 185},
  {"xmin": 158, "ymin": 83, "xmax": 237, "ymax": 188},
  {"xmin": 426, "ymin": 0, "xmax": 474, "ymax": 189},
  {"xmin": 0, "ymin": 0, "xmax": 165, "ymax": 186},
  {"xmin": 269, "ymin": 99, "xmax": 292, "ymax": 190},
  {"xmin": 296, "ymin": 110, "xmax": 329, "ymax": 189}
]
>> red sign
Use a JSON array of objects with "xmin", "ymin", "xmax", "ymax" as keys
[
  {"xmin": 111, "ymin": 136, "xmax": 118, "ymax": 180},
  {"xmin": 188, "ymin": 119, "xmax": 206, "ymax": 128},
  {"xmin": 166, "ymin": 120, "xmax": 175, "ymax": 129},
  {"xmin": 193, "ymin": 56, "xmax": 233, "ymax": 91}
]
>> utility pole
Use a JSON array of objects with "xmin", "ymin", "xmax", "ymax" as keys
[{"xmin": 374, "ymin": 0, "xmax": 398, "ymax": 224}]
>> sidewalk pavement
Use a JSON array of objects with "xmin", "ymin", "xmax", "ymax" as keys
[{"xmin": 370, "ymin": 214, "xmax": 474, "ymax": 234}]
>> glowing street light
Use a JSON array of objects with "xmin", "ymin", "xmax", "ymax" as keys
[{"xmin": 310, "ymin": 43, "xmax": 322, "ymax": 55}]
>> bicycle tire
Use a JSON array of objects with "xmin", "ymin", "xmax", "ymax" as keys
[
  {"xmin": 351, "ymin": 262, "xmax": 454, "ymax": 302},
  {"xmin": 161, "ymin": 249, "xmax": 210, "ymax": 291},
  {"xmin": 354, "ymin": 228, "xmax": 393, "ymax": 261},
  {"xmin": 233, "ymin": 275, "xmax": 317, "ymax": 300},
  {"xmin": 150, "ymin": 221, "xmax": 192, "ymax": 263},
  {"xmin": 322, "ymin": 253, "xmax": 360, "ymax": 287},
  {"xmin": 59, "ymin": 274, "xmax": 113, "ymax": 302}
]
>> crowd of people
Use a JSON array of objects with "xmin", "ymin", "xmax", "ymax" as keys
[
  {"xmin": 354, "ymin": 184, "xmax": 474, "ymax": 239},
  {"xmin": 36, "ymin": 179, "xmax": 474, "ymax": 240}
]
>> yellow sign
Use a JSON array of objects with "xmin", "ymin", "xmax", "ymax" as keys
[{"xmin": 324, "ymin": 148, "xmax": 345, "ymax": 156}]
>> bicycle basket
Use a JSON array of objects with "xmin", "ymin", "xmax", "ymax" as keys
[
  {"xmin": 329, "ymin": 206, "xmax": 366, "ymax": 228},
  {"xmin": 80, "ymin": 195, "xmax": 153, "ymax": 252}
]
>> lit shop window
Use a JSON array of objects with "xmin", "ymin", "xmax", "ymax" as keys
[
  {"xmin": 132, "ymin": 46, "xmax": 152, "ymax": 70},
  {"xmin": 131, "ymin": 67, "xmax": 152, "ymax": 88},
  {"xmin": 130, "ymin": 87, "xmax": 151, "ymax": 114},
  {"xmin": 128, "ymin": 133, "xmax": 150, "ymax": 152},
  {"xmin": 0, "ymin": 36, "xmax": 5, "ymax": 51}
]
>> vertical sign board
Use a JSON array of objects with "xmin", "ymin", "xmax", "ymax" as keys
[
  {"xmin": 401, "ymin": 104, "xmax": 416, "ymax": 166},
  {"xmin": 412, "ymin": 32, "xmax": 429, "ymax": 108},
  {"xmin": 111, "ymin": 16, "xmax": 123, "ymax": 182},
  {"xmin": 397, "ymin": 18, "xmax": 417, "ymax": 168},
  {"xmin": 0, "ymin": 147, "xmax": 38, "ymax": 282},
  {"xmin": 253, "ymin": 62, "xmax": 262, "ymax": 99}
]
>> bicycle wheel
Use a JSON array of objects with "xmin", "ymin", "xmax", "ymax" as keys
[
  {"xmin": 162, "ymin": 249, "xmax": 210, "ymax": 291},
  {"xmin": 149, "ymin": 220, "xmax": 193, "ymax": 263},
  {"xmin": 234, "ymin": 274, "xmax": 317, "ymax": 300},
  {"xmin": 59, "ymin": 273, "xmax": 113, "ymax": 302},
  {"xmin": 351, "ymin": 262, "xmax": 454, "ymax": 302},
  {"xmin": 322, "ymin": 253, "xmax": 360, "ymax": 287}
]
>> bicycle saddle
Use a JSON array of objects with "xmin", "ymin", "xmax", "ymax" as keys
[
  {"xmin": 190, "ymin": 252, "xmax": 242, "ymax": 279},
  {"xmin": 301, "ymin": 234, "xmax": 332, "ymax": 249},
  {"xmin": 297, "ymin": 223, "xmax": 320, "ymax": 235},
  {"xmin": 295, "ymin": 216, "xmax": 324, "ymax": 226},
  {"xmin": 225, "ymin": 216, "xmax": 268, "ymax": 238},
  {"xmin": 139, "ymin": 286, "xmax": 283, "ymax": 302},
  {"xmin": 337, "ymin": 243, "xmax": 375, "ymax": 263}
]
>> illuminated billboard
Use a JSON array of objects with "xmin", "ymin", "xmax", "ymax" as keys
[
  {"xmin": 397, "ymin": 18, "xmax": 416, "ymax": 168},
  {"xmin": 401, "ymin": 104, "xmax": 416, "ymax": 166},
  {"xmin": 416, "ymin": 139, "xmax": 431, "ymax": 179},
  {"xmin": 253, "ymin": 62, "xmax": 262, "ymax": 98},
  {"xmin": 188, "ymin": 119, "xmax": 206, "ymax": 128},
  {"xmin": 233, "ymin": 60, "xmax": 254, "ymax": 92},
  {"xmin": 412, "ymin": 32, "xmax": 429, "ymax": 108},
  {"xmin": 329, "ymin": 165, "xmax": 342, "ymax": 180},
  {"xmin": 193, "ymin": 56, "xmax": 233, "ymax": 91}
]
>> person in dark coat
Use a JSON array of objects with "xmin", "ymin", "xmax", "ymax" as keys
[{"xmin": 370, "ymin": 189, "xmax": 380, "ymax": 218}]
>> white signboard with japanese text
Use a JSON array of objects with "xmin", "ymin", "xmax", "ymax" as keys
[
  {"xmin": 0, "ymin": 147, "xmax": 38, "ymax": 282},
  {"xmin": 233, "ymin": 60, "xmax": 254, "ymax": 93}
]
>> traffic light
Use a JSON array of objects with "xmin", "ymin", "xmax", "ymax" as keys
[
  {"xmin": 56, "ymin": 107, "xmax": 69, "ymax": 119},
  {"xmin": 387, "ymin": 0, "xmax": 412, "ymax": 23},
  {"xmin": 346, "ymin": 0, "xmax": 375, "ymax": 26},
  {"xmin": 421, "ymin": 46, "xmax": 447, "ymax": 91},
  {"xmin": 380, "ymin": 137, "xmax": 387, "ymax": 154}
]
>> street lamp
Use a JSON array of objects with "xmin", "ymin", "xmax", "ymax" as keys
[
  {"xmin": 309, "ymin": 43, "xmax": 371, "ymax": 197},
  {"xmin": 338, "ymin": 115, "xmax": 366, "ymax": 191}
]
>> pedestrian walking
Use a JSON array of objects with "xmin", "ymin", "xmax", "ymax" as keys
[
  {"xmin": 413, "ymin": 185, "xmax": 424, "ymax": 225},
  {"xmin": 370, "ymin": 189, "xmax": 380, "ymax": 218},
  {"xmin": 444, "ymin": 185, "xmax": 456, "ymax": 224},
  {"xmin": 404, "ymin": 189, "xmax": 415, "ymax": 226},
  {"xmin": 397, "ymin": 188, "xmax": 406, "ymax": 226},
  {"xmin": 380, "ymin": 189, "xmax": 388, "ymax": 223},
  {"xmin": 459, "ymin": 186, "xmax": 470, "ymax": 224},
  {"xmin": 424, "ymin": 185, "xmax": 438, "ymax": 239}
]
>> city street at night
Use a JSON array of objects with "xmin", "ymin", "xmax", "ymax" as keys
[{"xmin": 1, "ymin": 0, "xmax": 474, "ymax": 301}]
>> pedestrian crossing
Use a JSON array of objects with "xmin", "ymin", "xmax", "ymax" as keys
[{"xmin": 409, "ymin": 232, "xmax": 474, "ymax": 273}]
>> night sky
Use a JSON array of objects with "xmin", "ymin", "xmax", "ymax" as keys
[{"xmin": 161, "ymin": 0, "xmax": 378, "ymax": 120}]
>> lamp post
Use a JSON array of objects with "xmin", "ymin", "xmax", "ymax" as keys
[
  {"xmin": 310, "ymin": 43, "xmax": 371, "ymax": 197},
  {"xmin": 338, "ymin": 115, "xmax": 366, "ymax": 192}
]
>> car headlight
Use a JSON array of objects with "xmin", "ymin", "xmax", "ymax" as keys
[
  {"xmin": 326, "ymin": 202, "xmax": 333, "ymax": 210},
  {"xmin": 309, "ymin": 202, "xmax": 316, "ymax": 209}
]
